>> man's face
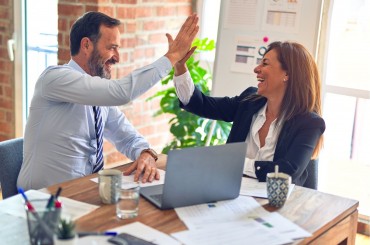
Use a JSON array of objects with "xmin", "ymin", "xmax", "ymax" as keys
[{"xmin": 87, "ymin": 25, "xmax": 120, "ymax": 79}]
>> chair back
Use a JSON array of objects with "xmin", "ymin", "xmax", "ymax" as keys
[
  {"xmin": 0, "ymin": 138, "xmax": 24, "ymax": 199},
  {"xmin": 303, "ymin": 159, "xmax": 319, "ymax": 190}
]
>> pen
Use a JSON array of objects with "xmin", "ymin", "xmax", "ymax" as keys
[
  {"xmin": 55, "ymin": 187, "xmax": 62, "ymax": 200},
  {"xmin": 45, "ymin": 195, "xmax": 55, "ymax": 209},
  {"xmin": 78, "ymin": 231, "xmax": 118, "ymax": 237}
]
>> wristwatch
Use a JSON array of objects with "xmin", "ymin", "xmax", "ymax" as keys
[{"xmin": 141, "ymin": 148, "xmax": 158, "ymax": 161}]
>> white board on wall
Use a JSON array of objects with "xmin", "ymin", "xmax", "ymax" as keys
[{"xmin": 212, "ymin": 0, "xmax": 323, "ymax": 97}]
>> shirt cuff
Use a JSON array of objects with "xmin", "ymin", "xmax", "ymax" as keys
[
  {"xmin": 155, "ymin": 56, "xmax": 173, "ymax": 78},
  {"xmin": 243, "ymin": 157, "xmax": 257, "ymax": 178},
  {"xmin": 173, "ymin": 71, "xmax": 194, "ymax": 105}
]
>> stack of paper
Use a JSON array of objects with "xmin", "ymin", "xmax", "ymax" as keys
[{"xmin": 172, "ymin": 196, "xmax": 311, "ymax": 245}]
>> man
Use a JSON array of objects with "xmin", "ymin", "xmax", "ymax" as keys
[{"xmin": 17, "ymin": 11, "xmax": 198, "ymax": 190}]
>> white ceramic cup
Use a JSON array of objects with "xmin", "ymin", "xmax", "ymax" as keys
[{"xmin": 98, "ymin": 169, "xmax": 122, "ymax": 204}]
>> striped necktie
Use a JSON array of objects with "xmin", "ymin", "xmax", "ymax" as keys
[{"xmin": 92, "ymin": 106, "xmax": 104, "ymax": 173}]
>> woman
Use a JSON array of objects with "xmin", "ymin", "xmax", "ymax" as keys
[{"xmin": 173, "ymin": 41, "xmax": 325, "ymax": 186}]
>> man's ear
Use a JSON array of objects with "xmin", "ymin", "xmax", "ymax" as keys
[{"xmin": 80, "ymin": 37, "xmax": 91, "ymax": 52}]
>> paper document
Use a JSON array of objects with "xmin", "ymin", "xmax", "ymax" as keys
[
  {"xmin": 172, "ymin": 219, "xmax": 292, "ymax": 245},
  {"xmin": 0, "ymin": 189, "xmax": 99, "ymax": 221},
  {"xmin": 240, "ymin": 177, "xmax": 295, "ymax": 198},
  {"xmin": 78, "ymin": 222, "xmax": 181, "ymax": 245},
  {"xmin": 90, "ymin": 169, "xmax": 166, "ymax": 188},
  {"xmin": 175, "ymin": 196, "xmax": 311, "ymax": 242},
  {"xmin": 0, "ymin": 212, "xmax": 29, "ymax": 244}
]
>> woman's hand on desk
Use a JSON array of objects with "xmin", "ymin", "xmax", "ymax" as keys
[{"xmin": 123, "ymin": 153, "xmax": 160, "ymax": 183}]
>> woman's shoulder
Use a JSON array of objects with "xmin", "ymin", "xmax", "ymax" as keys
[
  {"xmin": 291, "ymin": 112, "xmax": 326, "ymax": 131},
  {"xmin": 240, "ymin": 87, "xmax": 258, "ymax": 98}
]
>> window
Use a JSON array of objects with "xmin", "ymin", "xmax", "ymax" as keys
[{"xmin": 319, "ymin": 0, "xmax": 370, "ymax": 218}]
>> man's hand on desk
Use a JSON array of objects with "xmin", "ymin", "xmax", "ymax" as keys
[{"xmin": 123, "ymin": 152, "xmax": 160, "ymax": 183}]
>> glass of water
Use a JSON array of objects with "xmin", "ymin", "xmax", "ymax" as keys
[{"xmin": 116, "ymin": 182, "xmax": 140, "ymax": 219}]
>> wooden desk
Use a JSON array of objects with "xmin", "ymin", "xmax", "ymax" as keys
[{"xmin": 46, "ymin": 165, "xmax": 359, "ymax": 245}]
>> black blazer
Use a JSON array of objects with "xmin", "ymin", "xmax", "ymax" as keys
[{"xmin": 181, "ymin": 87, "xmax": 326, "ymax": 186}]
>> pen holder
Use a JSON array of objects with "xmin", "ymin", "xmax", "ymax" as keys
[{"xmin": 25, "ymin": 199, "xmax": 61, "ymax": 245}]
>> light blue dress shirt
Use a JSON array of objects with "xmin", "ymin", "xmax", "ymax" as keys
[{"xmin": 17, "ymin": 57, "xmax": 172, "ymax": 190}]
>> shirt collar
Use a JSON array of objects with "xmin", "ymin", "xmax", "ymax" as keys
[
  {"xmin": 67, "ymin": 59, "xmax": 87, "ymax": 74},
  {"xmin": 257, "ymin": 103, "xmax": 267, "ymax": 118},
  {"xmin": 257, "ymin": 103, "xmax": 284, "ymax": 127}
]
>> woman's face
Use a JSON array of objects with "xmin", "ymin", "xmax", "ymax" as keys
[{"xmin": 253, "ymin": 49, "xmax": 288, "ymax": 100}]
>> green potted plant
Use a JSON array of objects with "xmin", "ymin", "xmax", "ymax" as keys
[
  {"xmin": 148, "ymin": 38, "xmax": 231, "ymax": 153},
  {"xmin": 54, "ymin": 218, "xmax": 77, "ymax": 244}
]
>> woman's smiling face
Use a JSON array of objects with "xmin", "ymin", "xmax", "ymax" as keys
[{"xmin": 253, "ymin": 49, "xmax": 288, "ymax": 100}]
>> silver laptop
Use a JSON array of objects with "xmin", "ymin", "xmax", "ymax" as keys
[{"xmin": 140, "ymin": 142, "xmax": 247, "ymax": 210}]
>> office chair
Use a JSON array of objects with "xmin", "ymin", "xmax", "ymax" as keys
[
  {"xmin": 303, "ymin": 159, "xmax": 319, "ymax": 190},
  {"xmin": 0, "ymin": 138, "xmax": 23, "ymax": 199}
]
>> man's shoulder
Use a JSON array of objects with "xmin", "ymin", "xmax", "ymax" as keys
[{"xmin": 39, "ymin": 64, "xmax": 83, "ymax": 82}]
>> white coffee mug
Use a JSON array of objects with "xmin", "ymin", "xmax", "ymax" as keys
[{"xmin": 98, "ymin": 169, "xmax": 122, "ymax": 204}]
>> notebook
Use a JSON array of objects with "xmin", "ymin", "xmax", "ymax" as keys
[{"xmin": 140, "ymin": 142, "xmax": 247, "ymax": 210}]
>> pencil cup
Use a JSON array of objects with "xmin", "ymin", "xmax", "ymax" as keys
[
  {"xmin": 98, "ymin": 169, "xmax": 122, "ymax": 204},
  {"xmin": 116, "ymin": 182, "xmax": 140, "ymax": 219},
  {"xmin": 25, "ymin": 199, "xmax": 61, "ymax": 245},
  {"xmin": 266, "ymin": 172, "xmax": 291, "ymax": 208}
]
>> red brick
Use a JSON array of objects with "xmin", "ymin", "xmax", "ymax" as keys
[
  {"xmin": 138, "ymin": 125, "xmax": 156, "ymax": 136},
  {"xmin": 4, "ymin": 86, "xmax": 12, "ymax": 97},
  {"xmin": 149, "ymin": 33, "xmax": 167, "ymax": 44},
  {"xmin": 0, "ymin": 98, "xmax": 12, "ymax": 109},
  {"xmin": 112, "ymin": 0, "xmax": 137, "ymax": 4},
  {"xmin": 145, "ymin": 47, "xmax": 155, "ymax": 57},
  {"xmin": 156, "ymin": 6, "xmax": 176, "ymax": 16},
  {"xmin": 0, "ymin": 134, "xmax": 11, "ymax": 142},
  {"xmin": 5, "ymin": 110, "xmax": 12, "ymax": 122},
  {"xmin": 87, "ymin": 0, "xmax": 110, "ymax": 3},
  {"xmin": 117, "ymin": 7, "xmax": 136, "ymax": 19},
  {"xmin": 58, "ymin": 49, "xmax": 71, "ymax": 64},
  {"xmin": 136, "ymin": 7, "xmax": 154, "ymax": 18},
  {"xmin": 120, "ymin": 37, "xmax": 136, "ymax": 48},
  {"xmin": 58, "ymin": 4, "xmax": 85, "ymax": 17},
  {"xmin": 96, "ymin": 6, "xmax": 115, "ymax": 17},
  {"xmin": 0, "ymin": 60, "xmax": 12, "ymax": 73},
  {"xmin": 0, "ymin": 0, "xmax": 10, "ymax": 6},
  {"xmin": 177, "ymin": 6, "xmax": 191, "ymax": 16},
  {"xmin": 143, "ymin": 20, "xmax": 165, "ymax": 31},
  {"xmin": 133, "ymin": 48, "xmax": 145, "ymax": 60},
  {"xmin": 0, "ymin": 122, "xmax": 12, "ymax": 134},
  {"xmin": 0, "ymin": 7, "xmax": 10, "ymax": 19},
  {"xmin": 85, "ymin": 5, "xmax": 99, "ymax": 13},
  {"xmin": 119, "ymin": 52, "xmax": 129, "ymax": 63}
]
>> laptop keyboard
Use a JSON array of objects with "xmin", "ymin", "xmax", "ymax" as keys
[{"xmin": 150, "ymin": 194, "xmax": 163, "ymax": 204}]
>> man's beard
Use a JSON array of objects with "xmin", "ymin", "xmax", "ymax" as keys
[{"xmin": 87, "ymin": 48, "xmax": 111, "ymax": 79}]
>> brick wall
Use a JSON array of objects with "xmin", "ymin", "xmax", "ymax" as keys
[
  {"xmin": 0, "ymin": 0, "xmax": 15, "ymax": 141},
  {"xmin": 58, "ymin": 0, "xmax": 192, "ymax": 167}
]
